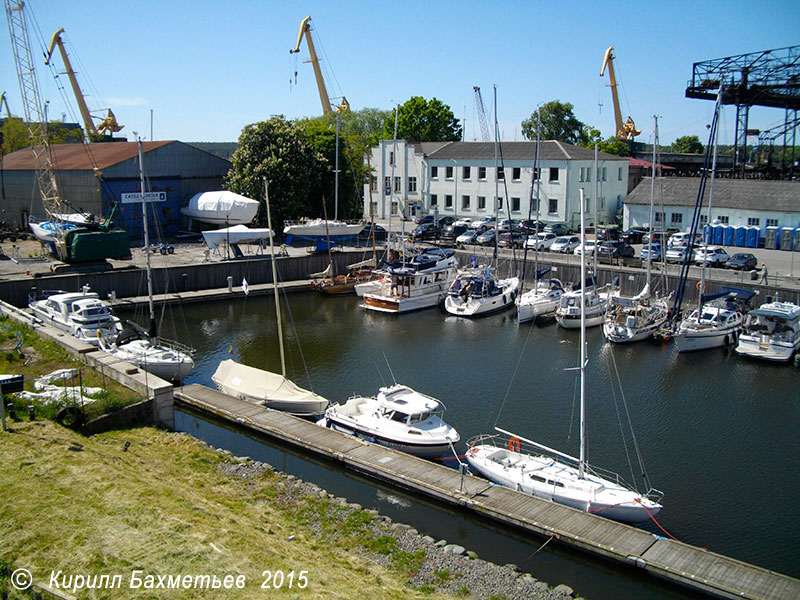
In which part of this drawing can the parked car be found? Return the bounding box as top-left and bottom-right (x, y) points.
(642, 230), (672, 246)
(596, 226), (620, 241)
(620, 227), (647, 244)
(519, 219), (542, 233)
(695, 246), (730, 267)
(665, 245), (694, 264)
(438, 216), (455, 227)
(456, 228), (480, 245)
(453, 217), (473, 227)
(640, 243), (663, 262)
(525, 232), (557, 251)
(497, 231), (526, 248)
(573, 240), (597, 256)
(415, 214), (434, 225)
(498, 219), (521, 232)
(470, 216), (495, 230)
(411, 223), (439, 241)
(597, 240), (635, 259)
(726, 252), (758, 271)
(476, 228), (498, 245)
(550, 235), (581, 253)
(441, 224), (468, 243)
(667, 231), (702, 248)
(543, 222), (572, 236)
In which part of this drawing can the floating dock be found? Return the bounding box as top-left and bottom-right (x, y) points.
(175, 384), (799, 600)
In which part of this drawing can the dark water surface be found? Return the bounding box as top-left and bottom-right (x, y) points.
(145, 291), (799, 592)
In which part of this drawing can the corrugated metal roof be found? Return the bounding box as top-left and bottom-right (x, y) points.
(625, 177), (800, 211)
(423, 140), (626, 162)
(2, 140), (174, 171)
(628, 157), (675, 170)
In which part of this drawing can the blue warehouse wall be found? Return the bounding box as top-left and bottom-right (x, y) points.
(104, 178), (183, 242)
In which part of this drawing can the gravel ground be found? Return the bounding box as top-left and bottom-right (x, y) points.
(211, 440), (582, 600)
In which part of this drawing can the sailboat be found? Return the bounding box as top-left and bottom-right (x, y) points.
(466, 189), (663, 524)
(98, 140), (194, 383)
(212, 180), (329, 417)
(602, 117), (671, 343)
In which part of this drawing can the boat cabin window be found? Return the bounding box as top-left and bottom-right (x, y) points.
(389, 411), (410, 424)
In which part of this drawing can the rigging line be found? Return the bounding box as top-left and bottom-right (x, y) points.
(277, 272), (314, 393)
(604, 344), (638, 487)
(566, 351), (579, 445)
(492, 313), (536, 428)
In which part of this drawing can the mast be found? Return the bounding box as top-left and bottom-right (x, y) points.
(389, 104), (399, 242)
(334, 112), (340, 220)
(579, 188), (587, 479)
(645, 117), (659, 288)
(263, 178), (286, 376)
(593, 141), (599, 275)
(697, 108), (721, 310)
(493, 85), (499, 263)
(137, 140), (157, 339)
(522, 107), (542, 290)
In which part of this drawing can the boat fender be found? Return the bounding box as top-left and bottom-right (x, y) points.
(508, 437), (521, 452)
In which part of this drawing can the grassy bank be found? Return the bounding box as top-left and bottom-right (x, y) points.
(0, 420), (457, 600)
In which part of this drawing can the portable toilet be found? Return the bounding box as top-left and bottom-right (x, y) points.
(723, 225), (735, 246)
(765, 226), (779, 249)
(713, 224), (725, 245)
(735, 226), (748, 247)
(745, 226), (760, 248)
(703, 224), (714, 244)
(795, 228), (800, 252)
(779, 227), (794, 251)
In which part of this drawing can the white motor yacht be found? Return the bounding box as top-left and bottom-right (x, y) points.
(735, 301), (800, 362)
(28, 287), (121, 345)
(555, 278), (614, 329)
(318, 384), (459, 458)
(674, 287), (756, 352)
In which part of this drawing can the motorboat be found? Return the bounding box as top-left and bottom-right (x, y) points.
(28, 287), (121, 345)
(603, 284), (672, 344)
(212, 359), (328, 416)
(318, 383), (459, 458)
(674, 287), (756, 352)
(181, 191), (259, 226)
(362, 247), (457, 314)
(444, 267), (520, 317)
(283, 219), (365, 248)
(516, 268), (565, 323)
(201, 224), (274, 250)
(735, 301), (800, 362)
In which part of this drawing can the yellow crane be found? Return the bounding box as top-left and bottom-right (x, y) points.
(290, 16), (349, 115)
(600, 46), (640, 140)
(45, 28), (123, 139)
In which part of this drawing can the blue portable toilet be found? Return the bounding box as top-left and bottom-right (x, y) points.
(795, 228), (800, 252)
(735, 226), (747, 247)
(745, 226), (760, 248)
(723, 225), (735, 246)
(765, 226), (779, 249)
(703, 224), (714, 244)
(713, 224), (724, 245)
(779, 227), (794, 251)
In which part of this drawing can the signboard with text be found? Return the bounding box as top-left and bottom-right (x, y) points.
(120, 191), (167, 204)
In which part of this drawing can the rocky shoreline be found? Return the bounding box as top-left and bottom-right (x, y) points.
(212, 440), (582, 600)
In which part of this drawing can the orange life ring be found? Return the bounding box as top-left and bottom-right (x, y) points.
(508, 437), (521, 453)
(696, 281), (706, 292)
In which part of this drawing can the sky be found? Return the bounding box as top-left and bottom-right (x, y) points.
(2, 0), (798, 149)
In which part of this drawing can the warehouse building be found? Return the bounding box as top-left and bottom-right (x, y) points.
(1, 141), (231, 240)
(365, 140), (630, 229)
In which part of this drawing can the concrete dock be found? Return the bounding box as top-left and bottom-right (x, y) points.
(175, 383), (800, 600)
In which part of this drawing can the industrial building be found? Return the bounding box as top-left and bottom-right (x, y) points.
(365, 140), (629, 229)
(1, 141), (231, 240)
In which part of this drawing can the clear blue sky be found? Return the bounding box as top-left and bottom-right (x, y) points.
(2, 0), (798, 148)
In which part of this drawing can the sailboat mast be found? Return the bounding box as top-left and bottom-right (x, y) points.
(263, 178), (286, 377)
(698, 95), (722, 308)
(389, 105), (399, 239)
(579, 188), (586, 479)
(137, 139), (156, 338)
(593, 141), (599, 275)
(334, 112), (340, 220)
(646, 116), (659, 286)
(493, 85), (499, 261)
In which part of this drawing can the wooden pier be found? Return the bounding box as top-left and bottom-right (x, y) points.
(175, 384), (799, 600)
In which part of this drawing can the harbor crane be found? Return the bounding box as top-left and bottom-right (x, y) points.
(290, 16), (349, 115)
(600, 46), (640, 140)
(473, 86), (491, 142)
(45, 28), (124, 139)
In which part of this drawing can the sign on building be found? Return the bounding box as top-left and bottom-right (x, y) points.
(120, 191), (167, 204)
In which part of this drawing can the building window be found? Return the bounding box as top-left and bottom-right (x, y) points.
(747, 217), (760, 227)
(618, 167), (623, 181)
(766, 218), (778, 227)
(370, 176), (377, 192)
(511, 197), (520, 212)
(549, 167), (559, 182)
(602, 167), (607, 181)
(445, 194), (453, 208)
(585, 197), (591, 214)
(671, 213), (682, 225)
(478, 196), (486, 210)
(655, 212), (664, 224)
(462, 166), (470, 179)
(384, 176), (391, 194)
(497, 196), (503, 210)
(389, 151), (394, 166)
(718, 215), (729, 224)
(408, 177), (417, 193)
(578, 168), (584, 182)
(532, 167), (540, 180)
(431, 166), (438, 179)
(699, 214), (708, 226)
(512, 167), (521, 181)
(430, 194), (438, 206)
(394, 177), (401, 192)
(391, 201), (398, 215)
(462, 195), (470, 210)
(532, 198), (540, 212)
(600, 196), (605, 210)
(478, 166), (486, 180)
(446, 166), (454, 179)
(548, 198), (558, 214)
(497, 167), (504, 180)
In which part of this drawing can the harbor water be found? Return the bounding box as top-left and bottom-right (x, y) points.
(143, 290), (799, 591)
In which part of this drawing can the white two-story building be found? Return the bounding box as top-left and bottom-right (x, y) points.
(364, 140), (629, 229)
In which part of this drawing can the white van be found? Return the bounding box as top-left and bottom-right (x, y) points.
(668, 231), (702, 248)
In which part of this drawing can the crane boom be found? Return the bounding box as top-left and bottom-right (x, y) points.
(290, 16), (348, 115)
(600, 46), (640, 140)
(473, 86), (491, 142)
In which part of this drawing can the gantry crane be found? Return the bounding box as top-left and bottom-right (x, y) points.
(290, 16), (349, 115)
(45, 28), (124, 139)
(600, 46), (640, 140)
(473, 86), (491, 142)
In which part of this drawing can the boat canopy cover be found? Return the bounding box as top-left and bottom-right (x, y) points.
(700, 286), (757, 304)
(183, 191), (259, 224)
(201, 224), (273, 250)
(212, 359), (325, 405)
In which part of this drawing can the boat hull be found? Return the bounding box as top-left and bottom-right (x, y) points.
(320, 417), (454, 458)
(445, 277), (520, 318)
(674, 325), (739, 352)
(556, 309), (605, 329)
(735, 336), (799, 362)
(363, 291), (444, 313)
(108, 339), (194, 382)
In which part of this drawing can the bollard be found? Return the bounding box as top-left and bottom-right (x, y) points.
(227, 276), (233, 292)
(27, 405), (35, 421)
(182, 273), (188, 292)
(109, 290), (117, 302)
(6, 403), (17, 421)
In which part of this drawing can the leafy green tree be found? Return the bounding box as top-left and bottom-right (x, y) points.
(383, 97), (461, 143)
(672, 135), (704, 154)
(1, 117), (28, 154)
(521, 100), (587, 145)
(225, 117), (325, 231)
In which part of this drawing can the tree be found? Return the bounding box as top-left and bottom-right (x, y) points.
(1, 117), (28, 154)
(521, 100), (587, 145)
(225, 117), (325, 231)
(672, 135), (704, 154)
(383, 97), (461, 143)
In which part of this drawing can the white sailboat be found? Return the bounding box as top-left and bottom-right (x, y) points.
(555, 275), (615, 329)
(99, 140), (195, 383)
(212, 180), (329, 416)
(466, 189), (663, 524)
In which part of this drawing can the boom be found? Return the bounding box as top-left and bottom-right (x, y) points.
(473, 86), (491, 142)
(600, 46), (640, 140)
(290, 16), (348, 115)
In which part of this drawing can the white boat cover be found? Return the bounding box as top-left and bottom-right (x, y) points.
(201, 225), (274, 250)
(212, 359), (327, 413)
(181, 191), (259, 225)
